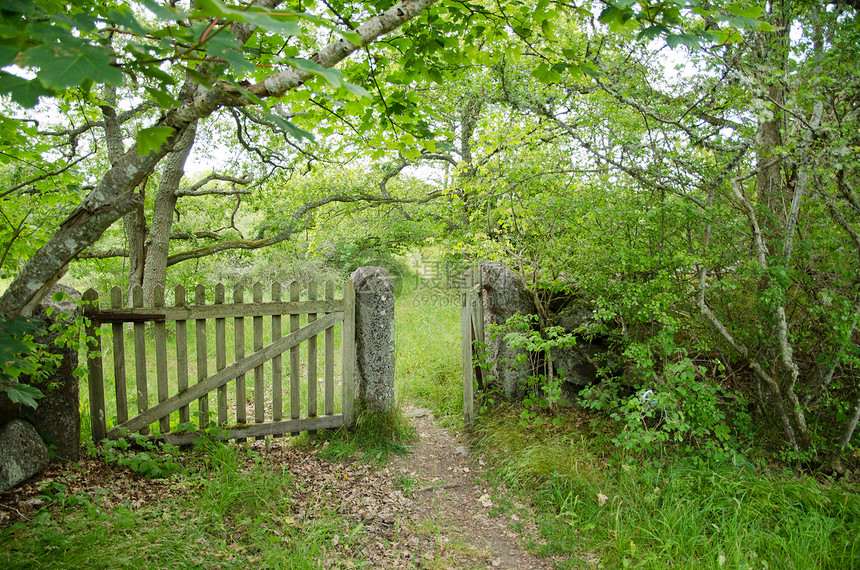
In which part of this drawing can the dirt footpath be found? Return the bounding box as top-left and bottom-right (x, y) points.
(373, 407), (556, 569)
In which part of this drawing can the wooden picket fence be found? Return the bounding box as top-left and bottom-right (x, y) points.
(83, 280), (355, 444)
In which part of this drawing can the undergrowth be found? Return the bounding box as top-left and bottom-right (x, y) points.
(473, 403), (860, 569)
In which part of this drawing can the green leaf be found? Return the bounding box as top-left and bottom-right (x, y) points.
(203, 31), (255, 75)
(340, 30), (362, 46)
(196, 0), (302, 36)
(140, 0), (189, 21)
(144, 86), (176, 108)
(136, 126), (174, 157)
(5, 383), (43, 409)
(287, 57), (343, 88)
(0, 71), (51, 107)
(264, 112), (314, 141)
(20, 42), (124, 89)
(343, 81), (371, 100)
(108, 8), (148, 37)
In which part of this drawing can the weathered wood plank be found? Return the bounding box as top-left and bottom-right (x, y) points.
(461, 290), (475, 428)
(195, 285), (208, 429)
(84, 289), (106, 442)
(157, 415), (345, 445)
(253, 282), (264, 432)
(154, 285), (170, 433)
(271, 282), (282, 423)
(324, 280), (334, 416)
(290, 281), (300, 434)
(215, 284), (227, 426)
(88, 299), (342, 322)
(341, 280), (355, 427)
(233, 284), (246, 425)
(175, 285), (189, 425)
(108, 311), (343, 438)
(132, 286), (149, 435)
(307, 280), (318, 429)
(110, 287), (128, 425)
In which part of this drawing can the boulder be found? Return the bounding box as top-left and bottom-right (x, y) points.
(477, 262), (538, 400)
(351, 267), (395, 413)
(550, 302), (618, 387)
(0, 420), (49, 493)
(26, 283), (81, 461)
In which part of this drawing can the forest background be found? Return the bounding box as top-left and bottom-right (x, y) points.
(0, 0), (859, 564)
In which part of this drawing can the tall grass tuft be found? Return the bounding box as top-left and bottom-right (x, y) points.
(304, 405), (417, 463)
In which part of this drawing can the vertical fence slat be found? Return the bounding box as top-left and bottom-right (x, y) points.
(195, 285), (208, 429)
(307, 280), (318, 429)
(84, 289), (106, 442)
(233, 284), (246, 425)
(290, 281), (301, 434)
(215, 284), (227, 426)
(324, 280), (334, 416)
(110, 286), (128, 425)
(461, 288), (475, 428)
(175, 285), (190, 425)
(341, 279), (355, 427)
(154, 285), (170, 433)
(132, 286), (149, 435)
(271, 282), (283, 423)
(253, 282), (264, 433)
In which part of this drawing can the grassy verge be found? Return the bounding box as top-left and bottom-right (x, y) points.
(473, 404), (860, 569)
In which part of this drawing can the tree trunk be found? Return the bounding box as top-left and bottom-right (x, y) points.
(141, 123), (198, 304)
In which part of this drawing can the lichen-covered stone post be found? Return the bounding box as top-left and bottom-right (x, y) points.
(350, 266), (395, 413)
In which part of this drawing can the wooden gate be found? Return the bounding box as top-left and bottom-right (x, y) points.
(460, 268), (483, 427)
(83, 280), (355, 444)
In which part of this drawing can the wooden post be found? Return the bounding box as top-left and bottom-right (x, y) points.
(132, 286), (149, 435)
(307, 280), (318, 432)
(324, 280), (334, 416)
(253, 282), (264, 436)
(154, 285), (170, 433)
(174, 285), (190, 425)
(341, 279), (356, 427)
(233, 284), (246, 425)
(215, 284), (227, 426)
(290, 281), (300, 435)
(194, 284), (208, 429)
(271, 282), (283, 423)
(83, 289), (106, 442)
(461, 287), (474, 428)
(109, 286), (128, 425)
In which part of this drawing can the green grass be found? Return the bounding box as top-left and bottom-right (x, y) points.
(473, 404), (860, 569)
(0, 440), (355, 569)
(394, 283), (463, 427)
